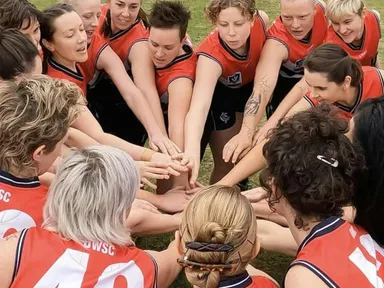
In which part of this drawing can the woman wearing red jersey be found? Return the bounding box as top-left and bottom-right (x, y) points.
(0, 146), (181, 288)
(218, 43), (384, 187)
(178, 186), (279, 288)
(89, 0), (169, 149)
(221, 0), (328, 165)
(183, 0), (269, 187)
(325, 0), (381, 67)
(40, 4), (190, 179)
(260, 106), (384, 287)
(64, 0), (179, 155)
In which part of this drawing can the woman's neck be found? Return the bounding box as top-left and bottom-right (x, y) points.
(285, 213), (320, 247)
(351, 22), (365, 47)
(52, 54), (77, 72)
(337, 85), (359, 107)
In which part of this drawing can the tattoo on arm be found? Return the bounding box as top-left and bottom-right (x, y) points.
(244, 75), (270, 117)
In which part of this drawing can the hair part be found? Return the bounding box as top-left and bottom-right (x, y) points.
(180, 185), (257, 288)
(40, 3), (75, 72)
(205, 0), (257, 24)
(260, 104), (364, 230)
(0, 0), (42, 30)
(353, 96), (384, 245)
(0, 28), (39, 80)
(43, 145), (139, 246)
(0, 75), (82, 177)
(149, 1), (191, 40)
(326, 0), (365, 22)
(304, 43), (363, 87)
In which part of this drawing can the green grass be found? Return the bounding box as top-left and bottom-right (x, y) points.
(32, 0), (384, 286)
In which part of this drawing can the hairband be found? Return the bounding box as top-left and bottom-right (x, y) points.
(317, 155), (339, 167)
(185, 241), (234, 252)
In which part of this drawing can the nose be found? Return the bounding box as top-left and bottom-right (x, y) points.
(155, 48), (164, 57)
(91, 16), (99, 27)
(339, 24), (348, 34)
(121, 7), (130, 17)
(78, 30), (87, 43)
(228, 25), (236, 36)
(291, 18), (300, 29)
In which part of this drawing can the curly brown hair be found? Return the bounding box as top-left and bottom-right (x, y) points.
(0, 75), (82, 177)
(260, 104), (364, 230)
(205, 0), (257, 24)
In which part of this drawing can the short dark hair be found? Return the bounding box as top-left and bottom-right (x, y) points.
(0, 0), (42, 30)
(149, 1), (191, 40)
(0, 28), (39, 80)
(260, 104), (364, 230)
(304, 43), (363, 87)
(353, 96), (384, 245)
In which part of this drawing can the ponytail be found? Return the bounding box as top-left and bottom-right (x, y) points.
(349, 58), (363, 87)
(100, 9), (112, 38)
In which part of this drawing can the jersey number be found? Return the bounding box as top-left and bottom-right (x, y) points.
(0, 209), (36, 238)
(349, 234), (384, 287)
(34, 249), (145, 287)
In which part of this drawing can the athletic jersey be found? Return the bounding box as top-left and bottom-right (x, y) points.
(46, 57), (88, 97)
(12, 228), (157, 287)
(197, 12), (267, 88)
(155, 44), (197, 110)
(218, 272), (277, 288)
(325, 10), (381, 66)
(304, 66), (384, 118)
(0, 170), (47, 239)
(286, 217), (384, 288)
(79, 33), (109, 86)
(267, 1), (328, 79)
(106, 18), (148, 72)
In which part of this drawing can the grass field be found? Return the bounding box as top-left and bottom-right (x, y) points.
(32, 0), (384, 286)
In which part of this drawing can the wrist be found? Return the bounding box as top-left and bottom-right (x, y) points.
(140, 148), (155, 161)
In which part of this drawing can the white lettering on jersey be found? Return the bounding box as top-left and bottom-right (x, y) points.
(0, 189), (11, 203)
(0, 209), (36, 238)
(34, 249), (146, 287)
(83, 242), (115, 256)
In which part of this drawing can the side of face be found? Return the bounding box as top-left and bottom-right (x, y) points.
(42, 11), (88, 63)
(304, 69), (350, 103)
(33, 132), (68, 175)
(216, 7), (253, 51)
(72, 0), (102, 44)
(110, 0), (141, 31)
(148, 26), (183, 67)
(20, 17), (41, 50)
(280, 0), (316, 40)
(330, 12), (365, 44)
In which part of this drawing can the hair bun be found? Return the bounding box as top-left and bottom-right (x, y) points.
(195, 222), (226, 244)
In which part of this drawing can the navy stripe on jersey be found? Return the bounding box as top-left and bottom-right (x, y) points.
(265, 36), (290, 62)
(289, 260), (340, 288)
(11, 228), (28, 283)
(297, 217), (344, 254)
(146, 252), (158, 288)
(155, 45), (193, 70)
(219, 36), (249, 61)
(218, 271), (253, 288)
(334, 82), (362, 114)
(303, 95), (315, 108)
(109, 18), (141, 41)
(197, 52), (224, 72)
(48, 58), (83, 81)
(0, 170), (40, 188)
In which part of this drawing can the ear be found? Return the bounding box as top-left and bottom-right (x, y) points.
(343, 75), (352, 89)
(361, 7), (367, 19)
(41, 38), (55, 52)
(33, 144), (46, 163)
(176, 230), (184, 256)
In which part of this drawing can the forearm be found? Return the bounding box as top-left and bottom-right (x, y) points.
(66, 127), (100, 148)
(168, 122), (185, 150)
(184, 110), (207, 157)
(218, 140), (266, 186)
(128, 209), (179, 236)
(136, 189), (160, 207)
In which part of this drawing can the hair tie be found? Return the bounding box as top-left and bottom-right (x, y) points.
(317, 155), (339, 167)
(185, 241), (234, 252)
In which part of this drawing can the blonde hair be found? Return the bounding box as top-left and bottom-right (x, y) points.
(180, 185), (257, 288)
(0, 75), (81, 176)
(326, 0), (365, 22)
(205, 0), (256, 24)
(43, 145), (139, 246)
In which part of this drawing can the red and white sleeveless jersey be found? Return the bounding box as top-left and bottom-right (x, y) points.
(287, 217), (384, 287)
(11, 228), (157, 287)
(0, 170), (47, 239)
